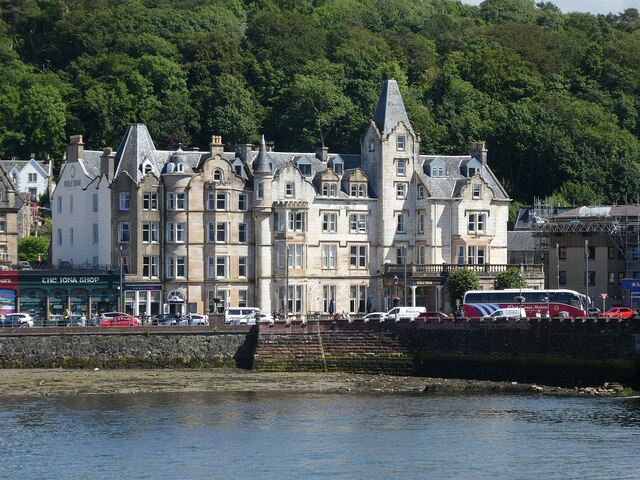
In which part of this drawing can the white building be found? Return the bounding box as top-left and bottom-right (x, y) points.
(52, 79), (514, 317)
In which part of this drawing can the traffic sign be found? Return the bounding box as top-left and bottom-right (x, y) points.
(600, 292), (608, 299)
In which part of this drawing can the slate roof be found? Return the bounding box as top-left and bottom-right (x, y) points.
(417, 155), (509, 200)
(372, 79), (412, 135)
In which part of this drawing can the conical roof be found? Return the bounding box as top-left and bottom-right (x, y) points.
(372, 79), (412, 135)
(252, 135), (272, 174)
(113, 124), (159, 182)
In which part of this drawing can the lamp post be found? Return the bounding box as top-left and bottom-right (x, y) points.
(213, 278), (220, 314)
(119, 245), (124, 312)
(515, 270), (525, 315)
(403, 246), (407, 307)
(393, 275), (399, 307)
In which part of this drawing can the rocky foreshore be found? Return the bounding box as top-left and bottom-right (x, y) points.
(0, 369), (633, 397)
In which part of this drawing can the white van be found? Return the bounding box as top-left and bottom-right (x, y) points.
(224, 307), (261, 325)
(386, 306), (426, 322)
(488, 308), (526, 319)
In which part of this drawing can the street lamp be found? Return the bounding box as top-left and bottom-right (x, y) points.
(393, 275), (399, 307)
(514, 270), (525, 313)
(119, 245), (124, 312)
(213, 278), (220, 313)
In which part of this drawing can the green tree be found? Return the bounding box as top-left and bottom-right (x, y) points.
(279, 68), (356, 149)
(446, 268), (480, 307)
(494, 267), (528, 290)
(18, 235), (49, 264)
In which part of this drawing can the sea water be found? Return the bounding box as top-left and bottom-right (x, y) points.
(0, 392), (639, 479)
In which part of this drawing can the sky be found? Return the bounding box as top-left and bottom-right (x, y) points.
(461, 1), (639, 15)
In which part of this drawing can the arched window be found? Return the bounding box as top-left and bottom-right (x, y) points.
(213, 169), (223, 182)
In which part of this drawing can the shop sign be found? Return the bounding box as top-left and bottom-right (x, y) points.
(125, 285), (162, 291)
(40, 276), (102, 284)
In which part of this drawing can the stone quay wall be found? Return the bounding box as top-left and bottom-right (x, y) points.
(253, 317), (640, 388)
(0, 318), (638, 388)
(0, 327), (254, 369)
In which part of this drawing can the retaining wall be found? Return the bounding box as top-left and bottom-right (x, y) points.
(0, 327), (254, 369)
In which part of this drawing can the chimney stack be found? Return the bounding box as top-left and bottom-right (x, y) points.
(209, 135), (224, 157)
(470, 141), (488, 165)
(235, 143), (253, 163)
(67, 134), (84, 163)
(100, 146), (115, 180)
(315, 146), (328, 162)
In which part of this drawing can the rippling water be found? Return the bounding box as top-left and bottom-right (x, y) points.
(0, 392), (639, 479)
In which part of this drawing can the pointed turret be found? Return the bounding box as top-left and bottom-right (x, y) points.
(113, 124), (159, 182)
(252, 135), (272, 174)
(372, 79), (412, 135)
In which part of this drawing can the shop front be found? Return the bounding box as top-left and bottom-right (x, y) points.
(124, 284), (162, 320)
(4, 270), (121, 322)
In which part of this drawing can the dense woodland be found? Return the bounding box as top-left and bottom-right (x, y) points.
(1, 0), (640, 208)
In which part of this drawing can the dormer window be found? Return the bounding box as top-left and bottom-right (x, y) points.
(432, 166), (444, 177)
(397, 135), (406, 151)
(144, 165), (153, 174)
(176, 163), (184, 172)
(350, 183), (367, 197)
(322, 182), (338, 197)
(234, 164), (242, 176)
(297, 157), (312, 176)
(463, 158), (482, 178)
(334, 162), (343, 175)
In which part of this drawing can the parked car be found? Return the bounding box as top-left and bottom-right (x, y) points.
(417, 311), (448, 320)
(363, 312), (388, 322)
(385, 306), (426, 322)
(100, 314), (140, 327)
(0, 315), (29, 327)
(600, 307), (635, 319)
(188, 314), (209, 325)
(171, 313), (209, 326)
(224, 307), (261, 325)
(587, 307), (601, 317)
(100, 311), (128, 322)
(4, 313), (34, 327)
(233, 312), (274, 325)
(151, 313), (180, 326)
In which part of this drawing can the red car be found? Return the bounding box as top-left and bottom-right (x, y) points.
(100, 315), (140, 327)
(599, 307), (635, 319)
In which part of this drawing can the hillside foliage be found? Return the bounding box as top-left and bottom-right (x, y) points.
(1, 0), (640, 205)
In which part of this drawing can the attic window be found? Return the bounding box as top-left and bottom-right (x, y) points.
(333, 161), (343, 175)
(468, 167), (478, 177)
(473, 184), (482, 198)
(176, 163), (184, 172)
(144, 165), (153, 174)
(213, 169), (223, 182)
(397, 135), (406, 151)
(322, 182), (338, 197)
(350, 183), (367, 197)
(297, 158), (312, 176)
(432, 166), (444, 177)
(234, 164), (242, 176)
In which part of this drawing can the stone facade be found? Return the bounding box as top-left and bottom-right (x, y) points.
(51, 79), (516, 318)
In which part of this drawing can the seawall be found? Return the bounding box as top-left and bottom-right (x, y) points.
(0, 318), (638, 388)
